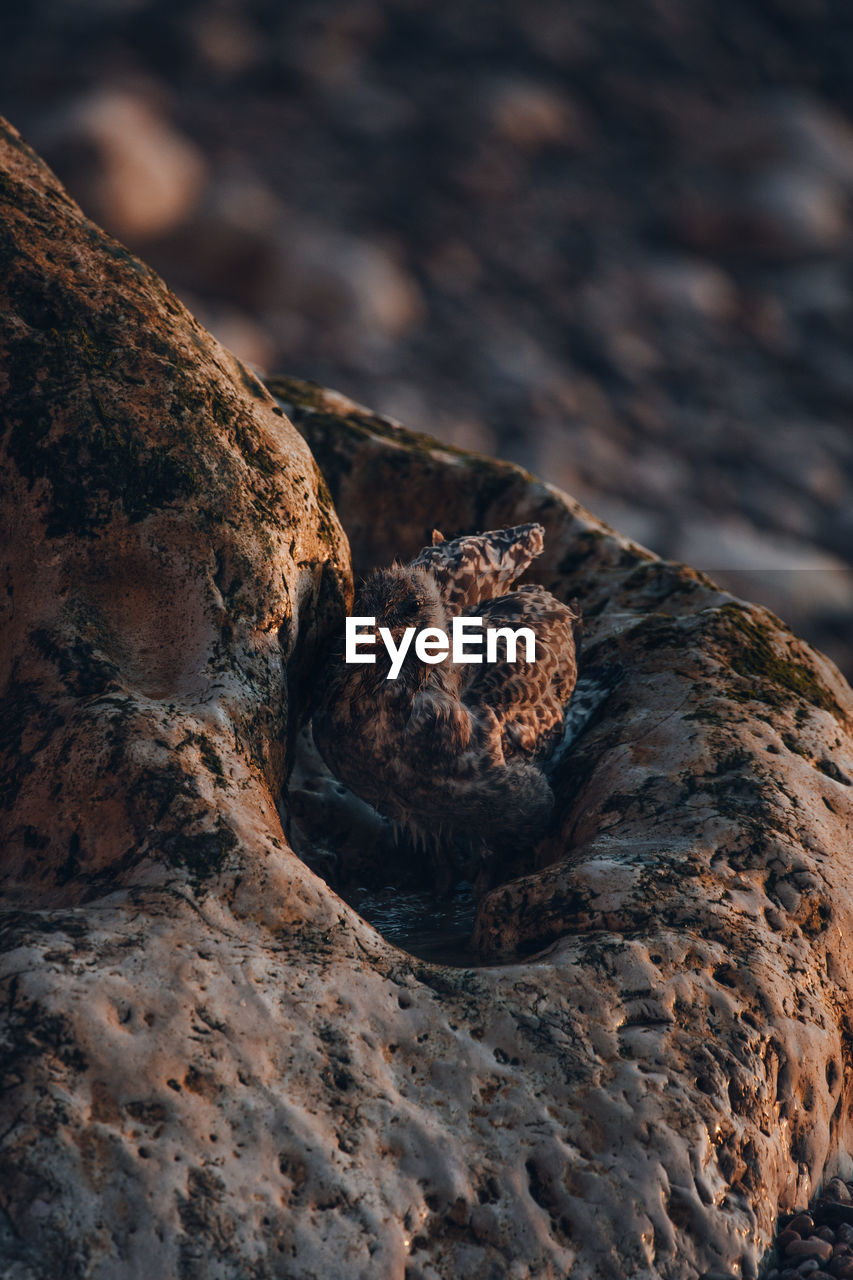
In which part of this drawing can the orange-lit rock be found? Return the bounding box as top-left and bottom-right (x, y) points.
(2, 119), (853, 1280)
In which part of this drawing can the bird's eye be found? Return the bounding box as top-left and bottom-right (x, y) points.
(401, 596), (421, 617)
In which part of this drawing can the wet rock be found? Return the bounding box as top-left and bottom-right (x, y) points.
(785, 1239), (833, 1261)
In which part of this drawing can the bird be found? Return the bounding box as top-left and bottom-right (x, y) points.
(311, 523), (579, 885)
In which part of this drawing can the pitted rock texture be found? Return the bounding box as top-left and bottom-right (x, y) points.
(1, 122), (853, 1280)
(0, 117), (350, 921)
(271, 375), (853, 1275)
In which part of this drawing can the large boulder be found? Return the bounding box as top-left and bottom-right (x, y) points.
(0, 117), (350, 923)
(2, 119), (853, 1280)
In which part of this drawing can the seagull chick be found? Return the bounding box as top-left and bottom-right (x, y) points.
(312, 523), (579, 868)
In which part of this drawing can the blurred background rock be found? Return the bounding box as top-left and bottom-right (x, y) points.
(4, 0), (853, 676)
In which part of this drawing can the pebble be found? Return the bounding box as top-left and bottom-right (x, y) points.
(791, 1216), (818, 1236)
(37, 91), (207, 241)
(775, 1189), (853, 1280)
(786, 1240), (834, 1262)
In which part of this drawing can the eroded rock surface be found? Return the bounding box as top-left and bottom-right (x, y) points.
(0, 117), (350, 922)
(2, 121), (853, 1280)
(272, 376), (853, 1275)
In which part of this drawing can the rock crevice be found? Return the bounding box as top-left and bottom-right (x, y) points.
(1, 121), (853, 1280)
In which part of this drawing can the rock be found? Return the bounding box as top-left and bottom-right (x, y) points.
(668, 518), (853, 651)
(785, 1239), (833, 1261)
(643, 256), (738, 321)
(0, 116), (351, 916)
(2, 119), (853, 1280)
(6, 5), (853, 690)
(791, 1217), (818, 1236)
(747, 165), (848, 255)
(773, 95), (853, 190)
(275, 221), (424, 352)
(272, 375), (853, 1275)
(36, 90), (208, 241)
(488, 79), (584, 150)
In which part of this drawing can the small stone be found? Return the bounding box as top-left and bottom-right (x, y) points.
(489, 80), (582, 151)
(790, 1217), (817, 1236)
(37, 90), (207, 241)
(796, 1263), (820, 1278)
(780, 1230), (805, 1250)
(644, 256), (738, 321)
(786, 1240), (833, 1263)
(817, 1227), (838, 1243)
(749, 165), (848, 255)
(826, 1179), (853, 1205)
(839, 1226), (853, 1246)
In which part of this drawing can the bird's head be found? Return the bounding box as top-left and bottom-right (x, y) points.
(356, 566), (445, 639)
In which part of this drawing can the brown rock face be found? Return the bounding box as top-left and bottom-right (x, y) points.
(0, 117), (350, 920)
(2, 120), (853, 1280)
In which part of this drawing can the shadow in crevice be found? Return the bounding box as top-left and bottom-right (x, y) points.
(284, 655), (620, 966)
(285, 724), (481, 965)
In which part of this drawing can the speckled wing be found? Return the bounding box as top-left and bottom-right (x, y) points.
(408, 523), (545, 612)
(460, 586), (578, 761)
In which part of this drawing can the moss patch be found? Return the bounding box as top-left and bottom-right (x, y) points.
(161, 818), (239, 890)
(712, 604), (840, 716)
